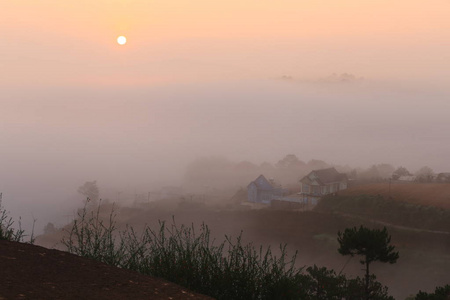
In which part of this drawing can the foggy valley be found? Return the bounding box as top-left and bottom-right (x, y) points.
(1, 80), (450, 231)
(2, 1), (450, 299)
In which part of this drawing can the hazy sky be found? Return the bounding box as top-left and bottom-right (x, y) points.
(2, 1), (450, 85)
(1, 1), (450, 231)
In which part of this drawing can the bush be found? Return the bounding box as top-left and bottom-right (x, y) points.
(345, 275), (394, 300)
(300, 265), (347, 299)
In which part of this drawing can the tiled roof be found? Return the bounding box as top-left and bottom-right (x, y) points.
(303, 167), (347, 185)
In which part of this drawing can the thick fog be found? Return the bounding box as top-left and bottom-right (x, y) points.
(1, 79), (449, 232)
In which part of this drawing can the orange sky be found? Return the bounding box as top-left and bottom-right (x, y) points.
(1, 0), (450, 86)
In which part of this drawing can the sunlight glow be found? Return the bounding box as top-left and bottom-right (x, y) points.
(117, 36), (127, 45)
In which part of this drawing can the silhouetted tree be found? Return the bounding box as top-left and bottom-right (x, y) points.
(415, 166), (434, 182)
(359, 164), (394, 182)
(78, 180), (99, 203)
(338, 226), (399, 300)
(436, 172), (450, 183)
(359, 165), (381, 182)
(275, 154), (305, 169)
(392, 166), (411, 180)
(376, 164), (395, 180)
(43, 222), (56, 235)
(307, 159), (330, 170)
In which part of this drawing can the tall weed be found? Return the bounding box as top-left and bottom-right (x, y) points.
(62, 203), (304, 299)
(0, 193), (34, 243)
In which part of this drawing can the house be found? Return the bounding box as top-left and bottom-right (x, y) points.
(299, 167), (348, 204)
(247, 175), (284, 204)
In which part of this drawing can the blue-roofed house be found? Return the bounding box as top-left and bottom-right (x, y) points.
(247, 175), (283, 204)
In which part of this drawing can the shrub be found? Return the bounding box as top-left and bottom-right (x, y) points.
(345, 275), (394, 300)
(300, 265), (347, 299)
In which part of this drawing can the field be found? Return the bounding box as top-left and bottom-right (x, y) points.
(341, 182), (450, 209)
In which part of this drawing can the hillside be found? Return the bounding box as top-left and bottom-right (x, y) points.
(0, 239), (212, 300)
(341, 183), (450, 209)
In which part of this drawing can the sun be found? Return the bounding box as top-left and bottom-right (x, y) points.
(117, 36), (127, 45)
